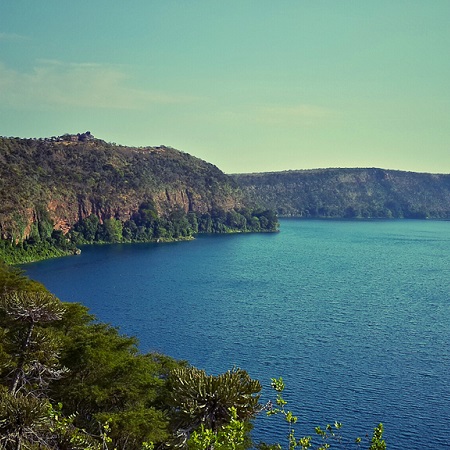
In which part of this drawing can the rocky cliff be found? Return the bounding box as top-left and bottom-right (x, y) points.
(0, 134), (246, 243)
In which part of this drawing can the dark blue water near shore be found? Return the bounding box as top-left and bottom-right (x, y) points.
(23, 219), (450, 449)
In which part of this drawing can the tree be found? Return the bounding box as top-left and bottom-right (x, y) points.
(167, 367), (261, 446)
(187, 212), (199, 234)
(134, 201), (158, 227)
(226, 211), (246, 231)
(0, 388), (49, 450)
(0, 291), (66, 395)
(188, 407), (247, 450)
(101, 218), (123, 243)
(168, 207), (192, 238)
(75, 214), (100, 242)
(0, 390), (101, 450)
(368, 424), (386, 450)
(0, 290), (94, 450)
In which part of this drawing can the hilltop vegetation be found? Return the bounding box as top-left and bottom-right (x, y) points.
(233, 168), (450, 219)
(0, 133), (278, 264)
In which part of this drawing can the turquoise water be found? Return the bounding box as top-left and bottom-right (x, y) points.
(23, 219), (450, 448)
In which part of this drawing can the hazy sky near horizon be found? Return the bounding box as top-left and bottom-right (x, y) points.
(1, 1), (449, 173)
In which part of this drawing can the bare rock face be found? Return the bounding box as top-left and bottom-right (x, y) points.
(48, 200), (73, 234)
(0, 136), (245, 242)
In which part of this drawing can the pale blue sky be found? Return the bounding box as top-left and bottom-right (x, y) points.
(1, 1), (449, 173)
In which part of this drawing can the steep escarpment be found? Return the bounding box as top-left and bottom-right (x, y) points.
(233, 168), (450, 219)
(0, 134), (277, 262)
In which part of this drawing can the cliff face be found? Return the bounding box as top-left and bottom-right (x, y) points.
(233, 168), (450, 219)
(0, 136), (244, 242)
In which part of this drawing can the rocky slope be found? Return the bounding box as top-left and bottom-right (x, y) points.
(233, 168), (450, 219)
(0, 133), (249, 243)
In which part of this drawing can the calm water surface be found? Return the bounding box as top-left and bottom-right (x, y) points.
(23, 219), (450, 449)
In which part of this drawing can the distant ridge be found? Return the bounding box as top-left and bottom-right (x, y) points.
(232, 168), (450, 219)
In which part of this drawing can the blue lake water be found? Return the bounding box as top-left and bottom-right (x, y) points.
(23, 219), (450, 449)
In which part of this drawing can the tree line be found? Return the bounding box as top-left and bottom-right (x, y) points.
(72, 203), (279, 244)
(0, 202), (279, 264)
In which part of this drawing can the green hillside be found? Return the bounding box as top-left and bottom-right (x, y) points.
(233, 168), (450, 219)
(0, 133), (277, 263)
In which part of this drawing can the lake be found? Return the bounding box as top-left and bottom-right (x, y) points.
(23, 219), (450, 449)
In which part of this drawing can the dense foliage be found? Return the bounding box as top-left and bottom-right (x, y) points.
(233, 168), (450, 219)
(71, 205), (278, 245)
(0, 134), (278, 264)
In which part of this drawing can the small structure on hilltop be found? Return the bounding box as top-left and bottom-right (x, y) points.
(51, 131), (95, 143)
